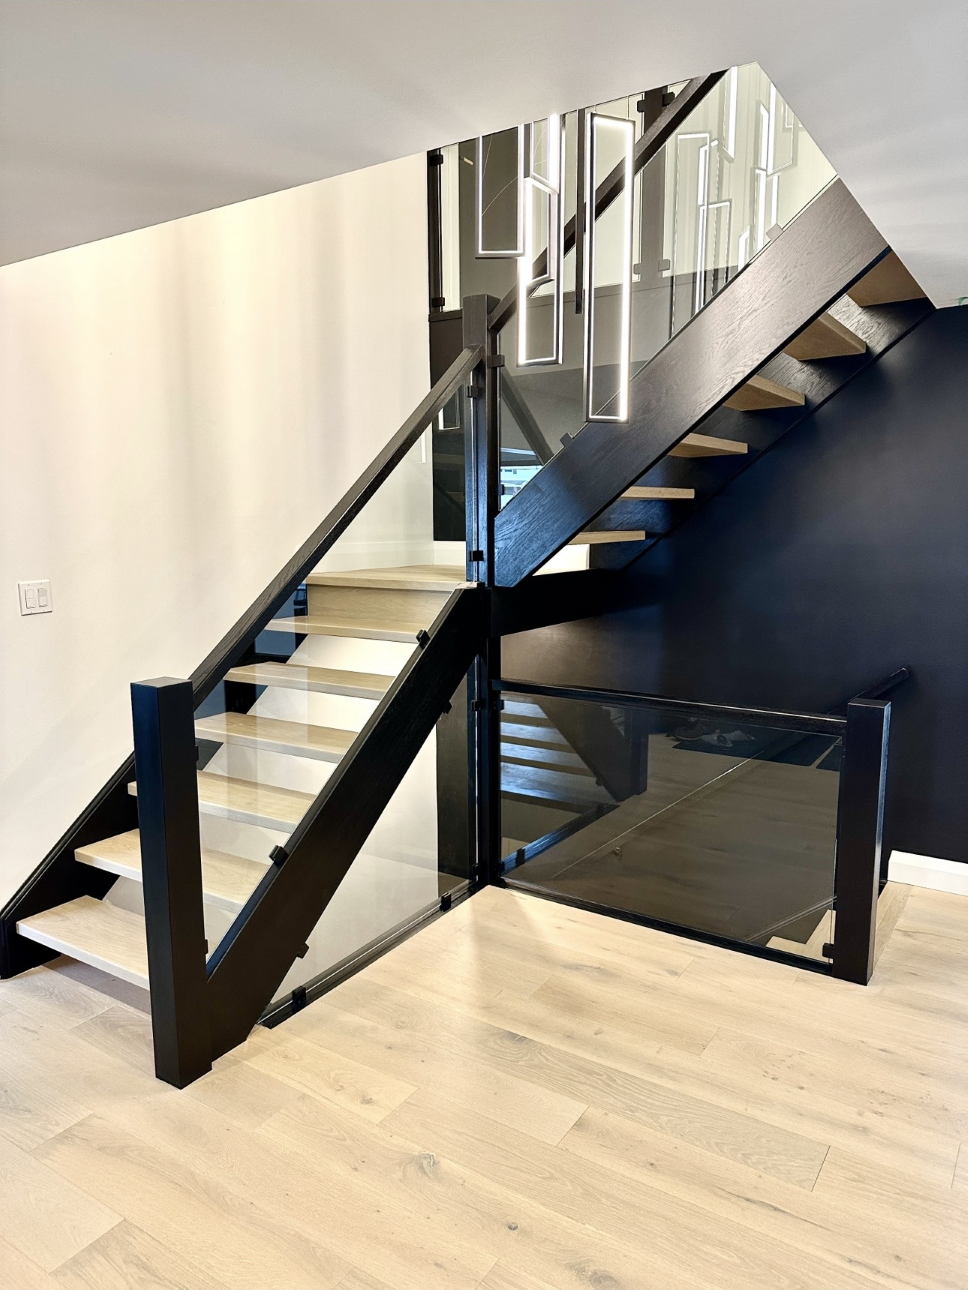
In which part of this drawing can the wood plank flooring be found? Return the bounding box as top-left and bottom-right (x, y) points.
(0, 883), (966, 1289)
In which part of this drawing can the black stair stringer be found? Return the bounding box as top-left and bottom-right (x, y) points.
(589, 291), (935, 571)
(493, 179), (890, 587)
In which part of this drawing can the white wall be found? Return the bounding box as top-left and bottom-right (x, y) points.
(0, 152), (430, 907)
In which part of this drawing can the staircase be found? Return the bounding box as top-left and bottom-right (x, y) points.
(16, 566), (469, 995)
(494, 241), (931, 579)
(1, 63), (933, 1087)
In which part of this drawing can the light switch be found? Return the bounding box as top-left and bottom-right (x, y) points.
(18, 580), (53, 616)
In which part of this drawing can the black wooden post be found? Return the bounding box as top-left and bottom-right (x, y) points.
(131, 677), (212, 1086)
(831, 697), (891, 984)
(463, 294), (503, 884)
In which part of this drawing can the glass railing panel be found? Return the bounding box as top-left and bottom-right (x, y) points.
(496, 64), (836, 499)
(500, 690), (840, 963)
(192, 390), (473, 960)
(267, 665), (475, 1008)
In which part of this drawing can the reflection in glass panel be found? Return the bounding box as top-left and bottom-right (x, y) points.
(488, 64), (836, 497)
(518, 115), (563, 368)
(500, 692), (840, 961)
(476, 126), (524, 257)
(584, 113), (634, 421)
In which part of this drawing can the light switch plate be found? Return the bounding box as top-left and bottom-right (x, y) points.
(18, 579), (52, 616)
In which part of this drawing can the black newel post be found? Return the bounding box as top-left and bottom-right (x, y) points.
(832, 697), (891, 984)
(131, 677), (212, 1086)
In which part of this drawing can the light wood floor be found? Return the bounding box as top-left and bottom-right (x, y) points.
(0, 883), (966, 1289)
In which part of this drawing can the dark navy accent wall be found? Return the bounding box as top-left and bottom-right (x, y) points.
(503, 307), (968, 864)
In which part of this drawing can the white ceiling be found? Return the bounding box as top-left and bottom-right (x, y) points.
(1, 1), (965, 304)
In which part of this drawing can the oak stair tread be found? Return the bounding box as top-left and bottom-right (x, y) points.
(129, 772), (315, 833)
(847, 250), (926, 307)
(195, 712), (355, 762)
(75, 829), (267, 912)
(784, 312), (866, 360)
(621, 486), (695, 501)
(571, 530), (646, 545)
(17, 896), (149, 990)
(265, 615), (428, 644)
(670, 433), (748, 458)
(306, 564), (469, 592)
(501, 763), (613, 811)
(725, 373), (806, 411)
(225, 661), (393, 699)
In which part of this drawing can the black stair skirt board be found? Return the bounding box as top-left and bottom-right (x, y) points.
(589, 294), (934, 571)
(493, 179), (891, 586)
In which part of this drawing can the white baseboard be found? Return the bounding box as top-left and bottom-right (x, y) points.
(888, 850), (968, 896)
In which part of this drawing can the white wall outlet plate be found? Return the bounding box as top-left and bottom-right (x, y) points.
(18, 579), (52, 615)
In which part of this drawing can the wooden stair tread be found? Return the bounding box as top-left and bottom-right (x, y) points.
(621, 486), (695, 501)
(847, 251), (926, 306)
(570, 530), (646, 545)
(501, 763), (613, 810)
(725, 374), (805, 411)
(670, 433), (748, 458)
(129, 773), (315, 833)
(225, 661), (393, 699)
(265, 615), (427, 644)
(75, 829), (267, 912)
(195, 712), (355, 763)
(306, 564), (469, 592)
(17, 896), (149, 990)
(784, 312), (866, 360)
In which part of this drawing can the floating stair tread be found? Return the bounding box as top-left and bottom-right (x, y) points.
(306, 565), (469, 592)
(17, 896), (149, 990)
(129, 773), (315, 833)
(265, 615), (427, 644)
(75, 830), (267, 912)
(570, 530), (646, 546)
(784, 312), (866, 360)
(670, 433), (748, 458)
(501, 763), (613, 810)
(225, 661), (393, 699)
(725, 374), (806, 411)
(847, 251), (926, 307)
(621, 486), (695, 501)
(195, 712), (355, 763)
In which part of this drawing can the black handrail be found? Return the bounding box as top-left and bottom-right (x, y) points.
(487, 72), (726, 334)
(190, 343), (482, 707)
(496, 678), (847, 736)
(852, 667), (911, 702)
